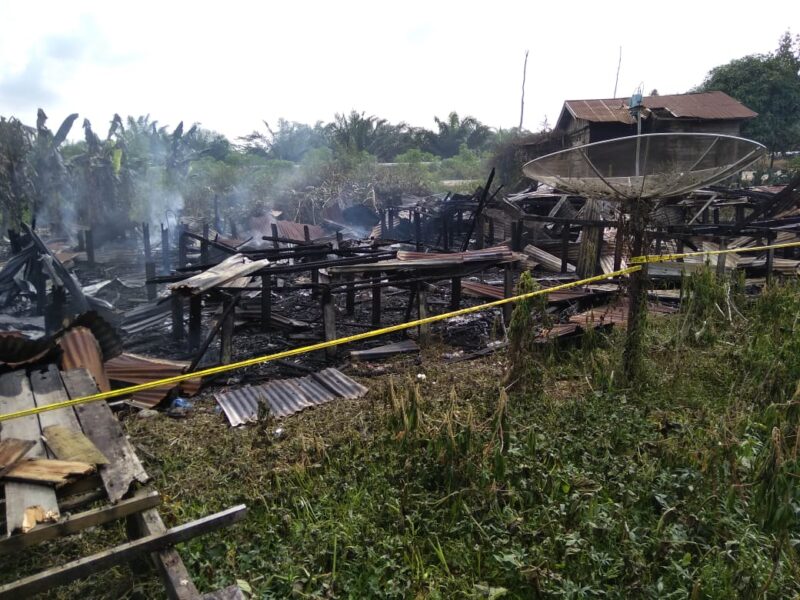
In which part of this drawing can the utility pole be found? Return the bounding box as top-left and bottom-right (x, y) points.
(519, 50), (529, 130)
(613, 46), (622, 98)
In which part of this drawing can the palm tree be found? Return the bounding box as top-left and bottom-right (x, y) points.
(422, 112), (492, 158)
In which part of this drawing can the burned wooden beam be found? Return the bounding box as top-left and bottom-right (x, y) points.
(0, 505), (247, 599)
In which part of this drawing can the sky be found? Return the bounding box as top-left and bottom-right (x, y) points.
(0, 1), (796, 141)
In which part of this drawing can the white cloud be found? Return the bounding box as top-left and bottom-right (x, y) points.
(0, 0), (795, 139)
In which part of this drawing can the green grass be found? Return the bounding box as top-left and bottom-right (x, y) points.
(4, 274), (800, 598)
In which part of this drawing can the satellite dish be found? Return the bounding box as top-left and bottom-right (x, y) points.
(522, 133), (766, 200)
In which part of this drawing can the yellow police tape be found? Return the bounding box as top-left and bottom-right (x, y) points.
(630, 240), (800, 264)
(0, 266), (641, 423)
(2, 237), (799, 423)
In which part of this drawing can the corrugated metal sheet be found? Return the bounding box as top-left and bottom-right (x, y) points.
(249, 215), (327, 242)
(104, 353), (201, 408)
(565, 91), (757, 124)
(397, 247), (514, 262)
(168, 254), (269, 295)
(215, 368), (368, 426)
(332, 247), (515, 273)
(0, 332), (54, 367)
(460, 280), (597, 303)
(59, 327), (111, 392)
(65, 312), (123, 361)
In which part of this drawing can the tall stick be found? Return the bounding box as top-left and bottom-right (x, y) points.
(519, 50), (529, 130)
(613, 46), (622, 98)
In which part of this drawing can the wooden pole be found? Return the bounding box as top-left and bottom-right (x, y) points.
(161, 224), (170, 274)
(188, 295), (202, 350)
(171, 295), (184, 341)
(220, 300), (234, 364)
(260, 275), (271, 333)
(142, 223), (151, 263)
(503, 264), (514, 325)
(371, 278), (381, 326)
(417, 283), (429, 343)
(345, 274), (355, 315)
(145, 262), (156, 301)
(450, 276), (461, 310)
(414, 211), (422, 251)
(321, 284), (337, 361)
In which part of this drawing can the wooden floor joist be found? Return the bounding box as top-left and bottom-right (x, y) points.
(0, 504), (247, 599)
(0, 490), (161, 555)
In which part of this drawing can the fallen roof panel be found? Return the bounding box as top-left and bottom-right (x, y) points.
(214, 368), (368, 426)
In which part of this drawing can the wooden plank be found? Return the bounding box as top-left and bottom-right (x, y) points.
(0, 504), (247, 599)
(0, 490), (160, 555)
(42, 425), (108, 465)
(30, 364), (83, 440)
(0, 439), (35, 478)
(60, 369), (149, 503)
(132, 508), (201, 600)
(0, 371), (60, 534)
(4, 459), (94, 485)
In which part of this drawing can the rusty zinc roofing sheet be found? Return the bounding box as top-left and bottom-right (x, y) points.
(215, 368), (368, 426)
(564, 91), (757, 124)
(0, 332), (54, 368)
(104, 352), (201, 408)
(59, 326), (111, 392)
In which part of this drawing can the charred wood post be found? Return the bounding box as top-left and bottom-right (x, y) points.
(576, 199), (602, 278)
(307, 225), (320, 299)
(321, 281), (337, 361)
(371, 278), (381, 326)
(220, 299), (235, 364)
(503, 264), (514, 325)
(450, 277), (462, 310)
(85, 229), (95, 266)
(417, 283), (429, 343)
(766, 232), (776, 285)
(229, 217), (238, 238)
(381, 210), (388, 238)
(260, 275), (271, 333)
(716, 238), (727, 278)
(613, 218), (624, 270)
(8, 229), (21, 254)
(270, 223), (279, 249)
(188, 295), (202, 350)
(200, 223), (210, 265)
(76, 229), (85, 252)
(178, 226), (188, 269)
(488, 218), (495, 246)
(171, 295), (185, 341)
(33, 263), (47, 316)
(161, 224), (170, 274)
(388, 209), (395, 238)
(414, 211), (422, 251)
(654, 228), (663, 255)
(45, 286), (66, 335)
(188, 292), (242, 371)
(735, 204), (744, 224)
(442, 216), (450, 251)
(475, 214), (485, 250)
(142, 223), (152, 263)
(145, 262), (157, 301)
(712, 208), (719, 225)
(560, 226), (570, 273)
(456, 210), (463, 235)
(213, 195), (221, 231)
(345, 274), (355, 315)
